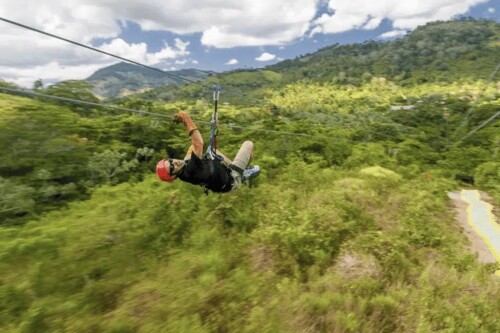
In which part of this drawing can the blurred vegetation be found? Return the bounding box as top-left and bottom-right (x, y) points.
(0, 19), (499, 332)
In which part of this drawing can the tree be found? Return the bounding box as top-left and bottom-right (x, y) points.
(0, 177), (35, 224)
(475, 162), (500, 192)
(344, 143), (395, 168)
(33, 79), (44, 91)
(88, 150), (138, 184)
(44, 80), (100, 115)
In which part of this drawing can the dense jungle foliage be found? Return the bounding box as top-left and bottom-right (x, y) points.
(0, 19), (499, 332)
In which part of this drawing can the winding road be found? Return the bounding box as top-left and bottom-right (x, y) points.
(458, 190), (500, 277)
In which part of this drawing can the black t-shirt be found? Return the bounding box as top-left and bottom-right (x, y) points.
(177, 153), (233, 192)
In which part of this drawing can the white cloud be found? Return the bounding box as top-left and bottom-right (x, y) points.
(0, 0), (317, 86)
(1, 1), (318, 47)
(225, 58), (239, 65)
(191, 60), (199, 64)
(98, 38), (189, 65)
(488, 7), (495, 14)
(198, 1), (317, 47)
(313, 0), (489, 33)
(378, 30), (407, 39)
(314, 11), (367, 34)
(200, 20), (311, 48)
(0, 61), (110, 88)
(255, 52), (276, 62)
(363, 17), (383, 30)
(0, 0), (491, 86)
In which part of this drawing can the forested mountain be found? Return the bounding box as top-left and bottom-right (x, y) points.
(0, 18), (499, 333)
(270, 19), (500, 84)
(86, 62), (214, 98)
(131, 19), (499, 105)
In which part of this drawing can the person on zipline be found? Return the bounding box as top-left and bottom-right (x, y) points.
(156, 111), (260, 193)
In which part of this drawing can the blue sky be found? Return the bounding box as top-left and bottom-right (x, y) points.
(0, 0), (498, 86)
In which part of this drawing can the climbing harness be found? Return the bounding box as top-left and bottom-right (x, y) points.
(202, 85), (226, 195)
(203, 87), (259, 182)
(205, 85), (223, 161)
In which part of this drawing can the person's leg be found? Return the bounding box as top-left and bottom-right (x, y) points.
(230, 141), (259, 190)
(231, 141), (254, 171)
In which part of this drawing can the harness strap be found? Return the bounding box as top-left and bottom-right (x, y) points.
(228, 163), (244, 175)
(206, 85), (221, 160)
(208, 159), (215, 179)
(202, 159), (232, 195)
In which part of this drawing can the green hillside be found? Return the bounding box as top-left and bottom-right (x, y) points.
(1, 18), (499, 333)
(270, 19), (500, 84)
(2, 164), (499, 333)
(131, 19), (500, 105)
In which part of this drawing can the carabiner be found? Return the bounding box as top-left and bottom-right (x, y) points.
(213, 85), (221, 101)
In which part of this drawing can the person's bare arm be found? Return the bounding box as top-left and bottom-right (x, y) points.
(174, 112), (203, 158)
(184, 145), (194, 160)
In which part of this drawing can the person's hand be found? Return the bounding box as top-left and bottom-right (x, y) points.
(173, 111), (198, 135)
(173, 111), (188, 124)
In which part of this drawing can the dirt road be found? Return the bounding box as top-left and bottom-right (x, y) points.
(448, 190), (500, 277)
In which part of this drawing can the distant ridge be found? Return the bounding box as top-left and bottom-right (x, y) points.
(2, 20), (495, 102)
(130, 19), (500, 103)
(268, 19), (499, 84)
(86, 62), (214, 98)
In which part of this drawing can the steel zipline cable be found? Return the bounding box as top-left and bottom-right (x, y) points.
(0, 86), (171, 118)
(1, 82), (413, 142)
(449, 61), (500, 140)
(443, 61), (500, 149)
(0, 16), (419, 142)
(0, 86), (323, 139)
(451, 111), (500, 147)
(3, 86), (416, 143)
(0, 17), (248, 100)
(6, 16), (486, 144)
(0, 86), (416, 142)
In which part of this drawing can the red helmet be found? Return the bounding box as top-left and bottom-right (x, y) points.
(156, 159), (176, 182)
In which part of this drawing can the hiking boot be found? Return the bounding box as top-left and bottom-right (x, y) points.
(243, 165), (260, 181)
